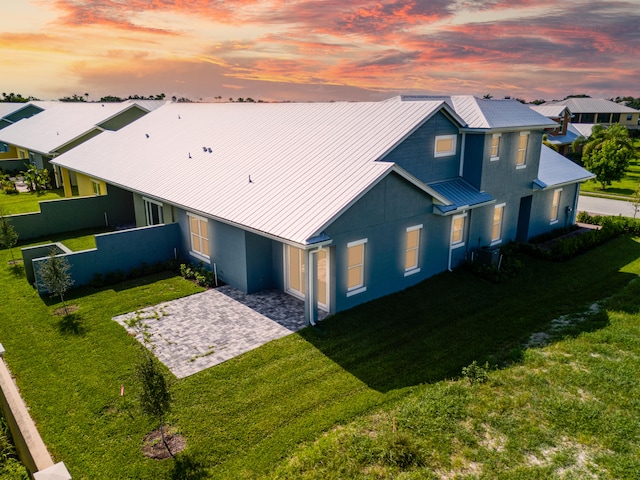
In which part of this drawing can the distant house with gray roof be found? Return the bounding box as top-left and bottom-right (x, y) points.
(50, 97), (593, 324)
(545, 98), (639, 129)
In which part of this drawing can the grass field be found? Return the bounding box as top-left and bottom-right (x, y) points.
(0, 188), (72, 215)
(580, 138), (640, 198)
(2, 230), (640, 478)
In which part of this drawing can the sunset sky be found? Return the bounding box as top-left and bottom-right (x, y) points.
(3, 0), (639, 103)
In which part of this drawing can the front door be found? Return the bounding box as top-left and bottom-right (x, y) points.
(285, 245), (329, 311)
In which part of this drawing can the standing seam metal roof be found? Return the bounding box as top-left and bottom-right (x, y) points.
(0, 102), (148, 154)
(53, 101), (447, 245)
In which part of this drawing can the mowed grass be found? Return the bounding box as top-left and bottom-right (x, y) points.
(1, 234), (640, 478)
(0, 188), (72, 214)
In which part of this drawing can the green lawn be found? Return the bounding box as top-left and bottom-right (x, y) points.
(0, 188), (73, 215)
(580, 138), (640, 198)
(2, 235), (640, 478)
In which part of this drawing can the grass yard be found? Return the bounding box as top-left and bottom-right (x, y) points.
(2, 234), (640, 478)
(580, 138), (640, 198)
(0, 188), (74, 215)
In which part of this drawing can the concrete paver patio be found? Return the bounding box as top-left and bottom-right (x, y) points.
(113, 286), (327, 378)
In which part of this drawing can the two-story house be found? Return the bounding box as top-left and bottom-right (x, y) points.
(51, 97), (593, 324)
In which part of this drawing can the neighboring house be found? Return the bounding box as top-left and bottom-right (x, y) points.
(0, 102), (48, 130)
(0, 102), (49, 163)
(545, 98), (640, 129)
(530, 104), (575, 156)
(51, 97), (593, 324)
(0, 101), (157, 181)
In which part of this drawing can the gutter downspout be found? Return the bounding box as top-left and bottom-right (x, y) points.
(458, 132), (466, 177)
(304, 248), (319, 326)
(448, 216), (454, 271)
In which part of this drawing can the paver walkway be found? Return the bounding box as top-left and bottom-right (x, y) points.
(113, 286), (326, 378)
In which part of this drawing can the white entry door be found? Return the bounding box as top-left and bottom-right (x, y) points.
(285, 246), (329, 311)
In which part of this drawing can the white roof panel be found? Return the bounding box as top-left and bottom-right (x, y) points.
(0, 102), (145, 154)
(397, 95), (556, 129)
(53, 100), (447, 244)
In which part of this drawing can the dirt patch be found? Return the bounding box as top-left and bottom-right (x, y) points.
(142, 429), (186, 459)
(54, 304), (79, 316)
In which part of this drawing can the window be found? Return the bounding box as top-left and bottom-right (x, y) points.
(188, 213), (210, 260)
(551, 189), (562, 224)
(144, 197), (163, 225)
(451, 214), (466, 247)
(491, 204), (505, 244)
(346, 239), (367, 296)
(516, 132), (528, 168)
(627, 114), (633, 121)
(17, 149), (27, 159)
(490, 134), (501, 160)
(404, 225), (422, 276)
(434, 135), (457, 158)
(0, 143), (8, 153)
(91, 179), (102, 196)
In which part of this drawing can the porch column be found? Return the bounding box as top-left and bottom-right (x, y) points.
(304, 248), (318, 326)
(60, 167), (72, 198)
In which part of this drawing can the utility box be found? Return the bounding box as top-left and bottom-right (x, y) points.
(476, 247), (501, 266)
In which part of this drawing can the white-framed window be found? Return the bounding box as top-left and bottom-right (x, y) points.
(451, 213), (467, 248)
(516, 132), (529, 168)
(346, 239), (367, 296)
(434, 135), (457, 158)
(490, 134), (501, 160)
(491, 203), (505, 245)
(404, 225), (422, 276)
(188, 212), (210, 260)
(90, 179), (102, 196)
(551, 189), (562, 224)
(143, 197), (164, 226)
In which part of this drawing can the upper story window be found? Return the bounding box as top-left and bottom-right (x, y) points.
(404, 225), (422, 276)
(491, 203), (505, 245)
(516, 132), (529, 168)
(434, 135), (457, 158)
(0, 143), (8, 153)
(551, 189), (562, 224)
(17, 149), (27, 159)
(490, 134), (501, 161)
(346, 239), (367, 296)
(188, 212), (210, 260)
(451, 213), (467, 248)
(627, 114), (633, 121)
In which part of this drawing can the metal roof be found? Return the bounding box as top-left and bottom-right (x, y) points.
(0, 102), (148, 155)
(568, 123), (594, 139)
(397, 95), (556, 130)
(429, 178), (495, 215)
(547, 98), (639, 114)
(53, 100), (449, 245)
(530, 104), (571, 118)
(534, 146), (594, 189)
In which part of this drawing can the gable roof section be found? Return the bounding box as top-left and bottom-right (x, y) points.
(53, 100), (452, 245)
(0, 102), (149, 155)
(547, 98), (639, 114)
(396, 95), (556, 130)
(534, 146), (594, 189)
(530, 104), (572, 118)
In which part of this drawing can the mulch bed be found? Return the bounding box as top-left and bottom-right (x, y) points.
(142, 429), (186, 459)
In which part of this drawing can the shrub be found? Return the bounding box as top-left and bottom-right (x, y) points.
(461, 360), (490, 386)
(178, 262), (218, 288)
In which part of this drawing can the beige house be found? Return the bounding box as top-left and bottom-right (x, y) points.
(545, 98), (639, 129)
